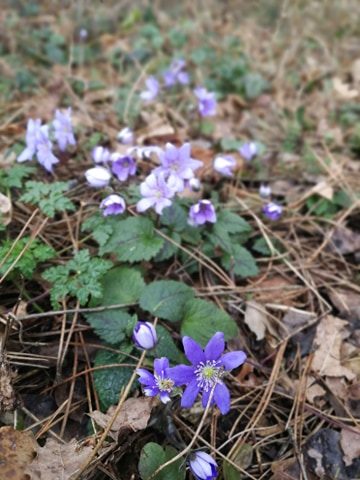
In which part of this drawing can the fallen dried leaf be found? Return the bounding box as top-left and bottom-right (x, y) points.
(283, 308), (316, 331)
(244, 301), (267, 341)
(0, 192), (12, 226)
(328, 225), (360, 255)
(0, 426), (37, 480)
(312, 315), (355, 380)
(327, 287), (360, 322)
(333, 77), (358, 100)
(308, 180), (334, 200)
(340, 428), (360, 466)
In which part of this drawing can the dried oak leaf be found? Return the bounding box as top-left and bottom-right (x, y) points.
(89, 397), (155, 441)
(25, 438), (93, 480)
(312, 315), (355, 380)
(0, 426), (37, 480)
(244, 300), (267, 341)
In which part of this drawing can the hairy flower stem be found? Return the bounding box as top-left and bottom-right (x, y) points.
(147, 381), (217, 480)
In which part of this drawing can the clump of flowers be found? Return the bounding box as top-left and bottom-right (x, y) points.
(193, 87), (217, 117)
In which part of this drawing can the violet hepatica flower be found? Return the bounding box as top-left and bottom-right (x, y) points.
(85, 166), (111, 188)
(239, 142), (258, 162)
(140, 76), (160, 102)
(259, 183), (271, 199)
(188, 200), (216, 226)
(35, 126), (60, 172)
(117, 127), (134, 145)
(53, 108), (76, 151)
(155, 142), (203, 192)
(100, 194), (126, 216)
(17, 118), (42, 163)
(213, 155), (236, 177)
(188, 451), (218, 480)
(136, 172), (177, 215)
(111, 153), (136, 182)
(133, 321), (157, 350)
(263, 202), (282, 221)
(92, 145), (110, 164)
(163, 59), (189, 88)
(193, 87), (217, 117)
(167, 332), (247, 415)
(137, 357), (178, 404)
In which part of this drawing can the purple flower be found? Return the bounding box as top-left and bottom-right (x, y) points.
(136, 172), (177, 215)
(17, 118), (42, 163)
(85, 166), (111, 188)
(262, 202), (282, 221)
(111, 153), (136, 182)
(188, 451), (218, 480)
(117, 127), (134, 145)
(155, 143), (203, 192)
(140, 76), (159, 102)
(35, 126), (59, 172)
(137, 357), (177, 404)
(92, 146), (110, 164)
(239, 142), (258, 162)
(167, 332), (246, 415)
(100, 194), (126, 216)
(53, 108), (76, 151)
(188, 200), (216, 226)
(213, 155), (236, 177)
(193, 87), (217, 117)
(163, 59), (190, 88)
(259, 183), (271, 198)
(133, 321), (157, 350)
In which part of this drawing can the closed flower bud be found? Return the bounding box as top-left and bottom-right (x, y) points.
(262, 202), (282, 221)
(188, 451), (218, 480)
(85, 166), (111, 188)
(117, 127), (134, 145)
(92, 146), (110, 164)
(259, 183), (271, 198)
(100, 194), (126, 216)
(133, 322), (157, 350)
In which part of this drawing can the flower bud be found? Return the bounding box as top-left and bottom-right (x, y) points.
(133, 322), (157, 350)
(117, 127), (134, 145)
(213, 155), (236, 177)
(92, 146), (111, 164)
(259, 183), (271, 198)
(188, 451), (218, 480)
(100, 194), (126, 216)
(262, 202), (282, 221)
(85, 166), (111, 188)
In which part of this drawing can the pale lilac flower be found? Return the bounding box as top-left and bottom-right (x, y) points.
(194, 87), (217, 117)
(137, 172), (177, 215)
(137, 357), (178, 404)
(167, 332), (247, 415)
(35, 126), (59, 172)
(111, 153), (136, 182)
(100, 194), (126, 216)
(133, 321), (157, 350)
(79, 28), (88, 40)
(188, 451), (218, 480)
(163, 59), (189, 88)
(92, 146), (110, 164)
(117, 127), (134, 145)
(154, 143), (203, 192)
(85, 166), (111, 188)
(213, 155), (236, 177)
(186, 177), (201, 192)
(140, 76), (159, 102)
(259, 183), (271, 198)
(17, 118), (42, 163)
(239, 142), (258, 162)
(53, 108), (76, 151)
(263, 202), (282, 221)
(188, 200), (216, 226)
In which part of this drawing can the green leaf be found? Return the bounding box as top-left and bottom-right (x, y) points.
(86, 310), (137, 345)
(160, 203), (188, 232)
(140, 280), (194, 322)
(220, 138), (243, 151)
(223, 443), (253, 480)
(252, 237), (271, 256)
(181, 298), (238, 346)
(216, 210), (252, 235)
(101, 217), (164, 262)
(93, 348), (135, 410)
(221, 245), (258, 278)
(154, 231), (181, 262)
(151, 325), (184, 363)
(96, 267), (145, 306)
(138, 442), (185, 480)
(81, 213), (116, 247)
(243, 72), (267, 99)
(21, 181), (75, 218)
(0, 164), (35, 190)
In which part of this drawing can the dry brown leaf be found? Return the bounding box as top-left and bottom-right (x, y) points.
(89, 397), (155, 441)
(26, 438), (93, 480)
(332, 77), (359, 100)
(0, 426), (37, 480)
(308, 180), (334, 200)
(340, 428), (360, 466)
(327, 287), (360, 322)
(244, 301), (267, 341)
(271, 458), (308, 480)
(352, 58), (360, 85)
(0, 362), (17, 412)
(0, 192), (12, 226)
(283, 309), (316, 331)
(255, 276), (297, 306)
(312, 315), (355, 380)
(328, 225), (360, 255)
(303, 376), (326, 404)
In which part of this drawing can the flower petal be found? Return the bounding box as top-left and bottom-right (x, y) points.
(183, 336), (205, 365)
(136, 197), (155, 213)
(136, 368), (155, 386)
(220, 351), (247, 371)
(154, 357), (169, 376)
(204, 332), (225, 361)
(214, 383), (231, 415)
(167, 365), (194, 384)
(201, 388), (214, 408)
(181, 379), (200, 408)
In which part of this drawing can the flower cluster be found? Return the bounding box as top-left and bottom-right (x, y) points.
(17, 108), (76, 172)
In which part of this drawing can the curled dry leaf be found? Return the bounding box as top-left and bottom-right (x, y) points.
(0, 426), (37, 480)
(25, 438), (93, 480)
(332, 77), (358, 100)
(0, 192), (12, 226)
(89, 396), (155, 441)
(340, 428), (360, 466)
(327, 287), (360, 323)
(311, 315), (355, 380)
(244, 300), (267, 341)
(328, 225), (360, 256)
